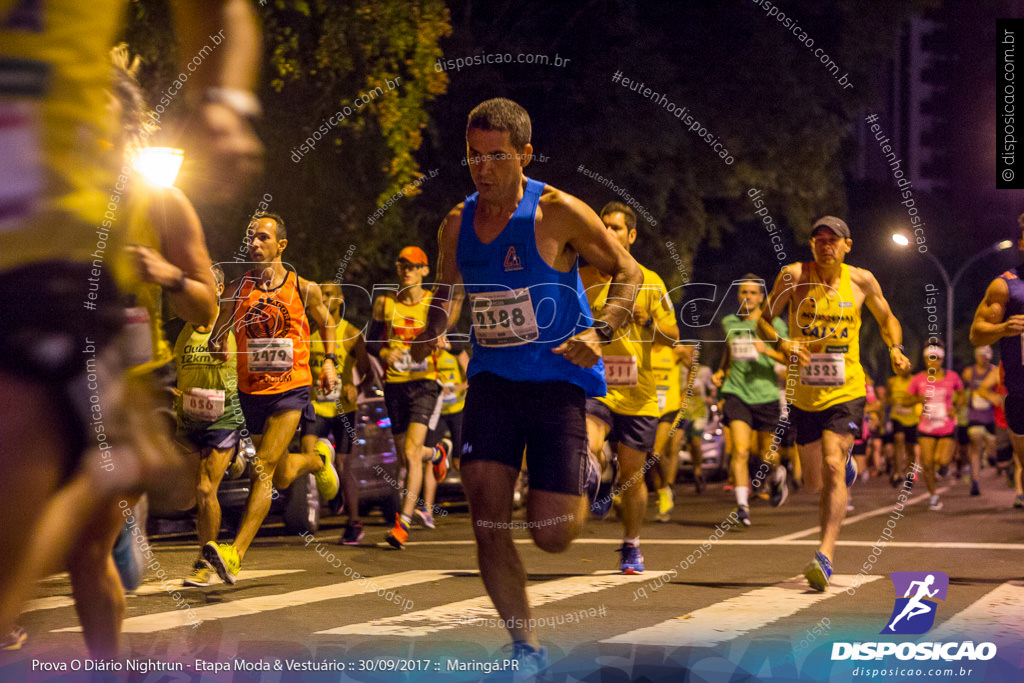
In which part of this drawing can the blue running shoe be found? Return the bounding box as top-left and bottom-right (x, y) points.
(845, 447), (857, 488)
(803, 551), (833, 592)
(505, 641), (548, 680)
(112, 518), (145, 592)
(618, 542), (645, 574)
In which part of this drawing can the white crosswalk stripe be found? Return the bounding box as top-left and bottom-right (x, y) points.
(601, 574), (884, 647)
(52, 570), (451, 634)
(318, 570), (668, 637)
(926, 580), (1024, 644)
(22, 570), (305, 614)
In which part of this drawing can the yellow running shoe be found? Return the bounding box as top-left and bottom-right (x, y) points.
(183, 559), (216, 587)
(202, 542), (240, 585)
(313, 438), (340, 500)
(656, 486), (674, 522)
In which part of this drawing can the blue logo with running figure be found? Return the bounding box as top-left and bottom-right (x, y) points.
(881, 571), (949, 635)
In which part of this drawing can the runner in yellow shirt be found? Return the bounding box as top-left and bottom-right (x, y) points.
(758, 216), (910, 592)
(582, 202), (678, 574)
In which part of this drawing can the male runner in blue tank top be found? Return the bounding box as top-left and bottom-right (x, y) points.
(970, 215), (1024, 497)
(410, 98), (641, 671)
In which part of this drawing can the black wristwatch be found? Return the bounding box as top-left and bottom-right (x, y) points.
(592, 320), (615, 345)
(323, 353), (339, 365)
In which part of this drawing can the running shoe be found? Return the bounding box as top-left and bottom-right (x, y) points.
(505, 641), (548, 680)
(846, 495), (855, 512)
(928, 495), (943, 511)
(723, 482), (735, 492)
(202, 542), (240, 585)
(431, 438), (451, 483)
(591, 458), (616, 519)
(618, 542), (645, 574)
(1014, 495), (1024, 509)
(656, 486), (674, 522)
(112, 517), (145, 592)
(803, 551), (833, 592)
(769, 467), (789, 507)
(384, 514), (409, 549)
(889, 472), (902, 488)
(414, 508), (436, 529)
(694, 473), (706, 495)
(1, 625), (27, 651)
(611, 492), (623, 519)
(226, 445), (249, 480)
(341, 521), (365, 545)
(735, 505), (751, 527)
(845, 448), (858, 488)
(183, 559), (215, 587)
(313, 438), (340, 501)
(970, 480), (980, 496)
(937, 463), (949, 478)
(584, 454), (600, 508)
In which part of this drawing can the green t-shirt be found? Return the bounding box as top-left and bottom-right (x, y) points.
(720, 314), (788, 406)
(173, 323), (244, 433)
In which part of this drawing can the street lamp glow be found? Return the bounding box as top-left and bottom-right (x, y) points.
(891, 233), (910, 247)
(998, 239), (1014, 250)
(133, 147), (184, 188)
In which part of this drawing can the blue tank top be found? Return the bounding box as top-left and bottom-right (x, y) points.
(457, 178), (606, 397)
(999, 265), (1024, 394)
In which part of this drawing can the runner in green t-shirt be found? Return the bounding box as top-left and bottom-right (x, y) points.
(713, 275), (790, 527)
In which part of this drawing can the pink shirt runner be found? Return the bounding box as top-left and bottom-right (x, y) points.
(908, 371), (963, 436)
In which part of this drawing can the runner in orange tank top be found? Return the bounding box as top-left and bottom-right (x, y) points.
(204, 213), (339, 585)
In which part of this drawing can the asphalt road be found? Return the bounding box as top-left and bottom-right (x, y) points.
(4, 466), (1023, 683)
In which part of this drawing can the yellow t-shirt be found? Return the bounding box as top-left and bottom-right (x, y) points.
(650, 344), (682, 416)
(382, 290), (438, 384)
(0, 0), (124, 270)
(435, 349), (467, 415)
(789, 263), (866, 411)
(117, 184), (172, 376)
(588, 264), (675, 417)
(887, 374), (921, 427)
(310, 321), (360, 417)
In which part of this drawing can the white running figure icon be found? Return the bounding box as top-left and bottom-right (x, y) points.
(888, 574), (939, 631)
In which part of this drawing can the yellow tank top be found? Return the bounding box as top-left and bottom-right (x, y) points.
(888, 374), (921, 426)
(789, 263), (866, 410)
(382, 290), (438, 384)
(650, 344), (681, 415)
(310, 322), (359, 417)
(0, 0), (124, 270)
(117, 185), (172, 376)
(436, 349), (467, 414)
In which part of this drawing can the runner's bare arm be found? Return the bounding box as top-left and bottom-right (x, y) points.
(552, 194), (641, 366)
(759, 265), (802, 361)
(171, 1), (263, 199)
(139, 186), (218, 327)
(860, 269), (911, 374)
(302, 278), (337, 391)
(208, 278), (243, 361)
(412, 209), (464, 363)
(970, 278), (1024, 346)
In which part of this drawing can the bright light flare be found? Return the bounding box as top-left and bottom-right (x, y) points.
(998, 239), (1014, 250)
(133, 147), (184, 188)
(891, 233), (910, 247)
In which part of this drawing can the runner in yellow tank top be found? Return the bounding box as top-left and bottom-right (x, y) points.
(582, 202), (678, 574)
(370, 246), (451, 549)
(758, 216), (911, 592)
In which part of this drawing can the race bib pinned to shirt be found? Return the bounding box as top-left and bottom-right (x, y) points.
(183, 388), (225, 421)
(800, 353), (845, 387)
(604, 355), (639, 387)
(470, 288), (539, 347)
(248, 338), (293, 373)
(730, 336), (759, 362)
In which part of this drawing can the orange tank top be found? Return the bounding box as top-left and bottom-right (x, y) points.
(233, 269), (312, 394)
